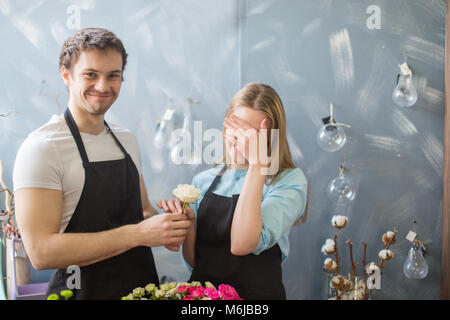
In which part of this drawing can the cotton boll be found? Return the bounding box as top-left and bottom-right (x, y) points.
(382, 231), (396, 246)
(378, 249), (394, 261)
(323, 258), (338, 271)
(365, 262), (380, 275)
(321, 239), (336, 255)
(331, 215), (348, 229)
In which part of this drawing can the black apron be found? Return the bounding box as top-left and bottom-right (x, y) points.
(46, 108), (159, 300)
(189, 165), (286, 300)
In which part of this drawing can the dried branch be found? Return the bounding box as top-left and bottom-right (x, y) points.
(334, 231), (341, 276)
(346, 240), (358, 280)
(361, 240), (369, 297)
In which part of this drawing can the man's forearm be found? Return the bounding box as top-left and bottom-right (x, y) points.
(30, 223), (141, 270)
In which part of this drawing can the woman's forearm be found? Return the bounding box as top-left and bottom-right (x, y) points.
(182, 226), (196, 267)
(230, 165), (265, 255)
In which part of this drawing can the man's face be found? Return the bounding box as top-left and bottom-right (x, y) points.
(62, 48), (123, 116)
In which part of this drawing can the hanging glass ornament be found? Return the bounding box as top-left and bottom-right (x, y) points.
(403, 241), (428, 279)
(317, 104), (351, 152)
(327, 165), (356, 203)
(169, 98), (201, 166)
(392, 62), (418, 108)
(153, 109), (175, 149)
(403, 220), (428, 279)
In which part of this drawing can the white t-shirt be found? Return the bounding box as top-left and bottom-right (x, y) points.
(13, 115), (142, 233)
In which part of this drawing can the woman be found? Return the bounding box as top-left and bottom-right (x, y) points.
(158, 83), (308, 300)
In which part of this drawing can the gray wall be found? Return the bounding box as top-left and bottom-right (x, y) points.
(0, 0), (445, 299)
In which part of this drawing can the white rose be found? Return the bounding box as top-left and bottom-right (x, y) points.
(378, 249), (394, 261)
(172, 184), (201, 203)
(321, 239), (336, 255)
(331, 215), (348, 229)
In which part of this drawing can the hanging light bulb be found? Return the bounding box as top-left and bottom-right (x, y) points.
(169, 98), (201, 166)
(153, 109), (175, 149)
(392, 62), (418, 108)
(403, 220), (429, 279)
(153, 120), (169, 149)
(327, 165), (356, 203)
(317, 104), (351, 152)
(403, 240), (428, 279)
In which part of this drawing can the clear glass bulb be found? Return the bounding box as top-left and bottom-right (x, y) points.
(153, 120), (171, 149)
(327, 169), (355, 203)
(392, 74), (418, 107)
(317, 124), (347, 152)
(403, 242), (428, 279)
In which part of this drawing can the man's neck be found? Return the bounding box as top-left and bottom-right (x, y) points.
(67, 102), (106, 135)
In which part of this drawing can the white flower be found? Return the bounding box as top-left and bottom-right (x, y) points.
(172, 184), (201, 203)
(321, 239), (336, 255)
(166, 288), (177, 297)
(331, 215), (348, 229)
(159, 284), (170, 291)
(378, 249), (394, 261)
(324, 258), (337, 272)
(154, 289), (165, 298)
(365, 262), (380, 275)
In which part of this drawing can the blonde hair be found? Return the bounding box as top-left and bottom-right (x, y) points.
(218, 82), (308, 224)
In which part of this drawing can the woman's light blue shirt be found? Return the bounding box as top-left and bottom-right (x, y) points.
(190, 165), (308, 263)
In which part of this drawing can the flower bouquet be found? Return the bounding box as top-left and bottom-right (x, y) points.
(322, 215), (397, 300)
(122, 281), (242, 300)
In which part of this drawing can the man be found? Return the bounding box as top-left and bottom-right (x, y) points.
(13, 28), (190, 300)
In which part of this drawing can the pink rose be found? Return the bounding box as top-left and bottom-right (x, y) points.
(188, 286), (204, 299)
(177, 286), (188, 294)
(218, 284), (242, 300)
(182, 296), (193, 300)
(204, 287), (221, 300)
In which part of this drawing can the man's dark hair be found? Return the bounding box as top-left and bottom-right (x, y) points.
(59, 27), (128, 78)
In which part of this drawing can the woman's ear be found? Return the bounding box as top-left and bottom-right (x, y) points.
(263, 117), (272, 130)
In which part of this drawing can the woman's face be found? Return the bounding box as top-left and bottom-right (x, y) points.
(224, 105), (268, 166)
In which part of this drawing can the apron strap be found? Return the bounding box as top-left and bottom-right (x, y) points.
(104, 121), (129, 157)
(205, 164), (227, 195)
(64, 108), (90, 166)
(64, 108), (129, 166)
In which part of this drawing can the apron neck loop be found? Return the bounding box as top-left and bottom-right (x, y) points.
(64, 108), (129, 167)
(104, 121), (128, 156)
(206, 165), (227, 194)
(64, 108), (90, 166)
